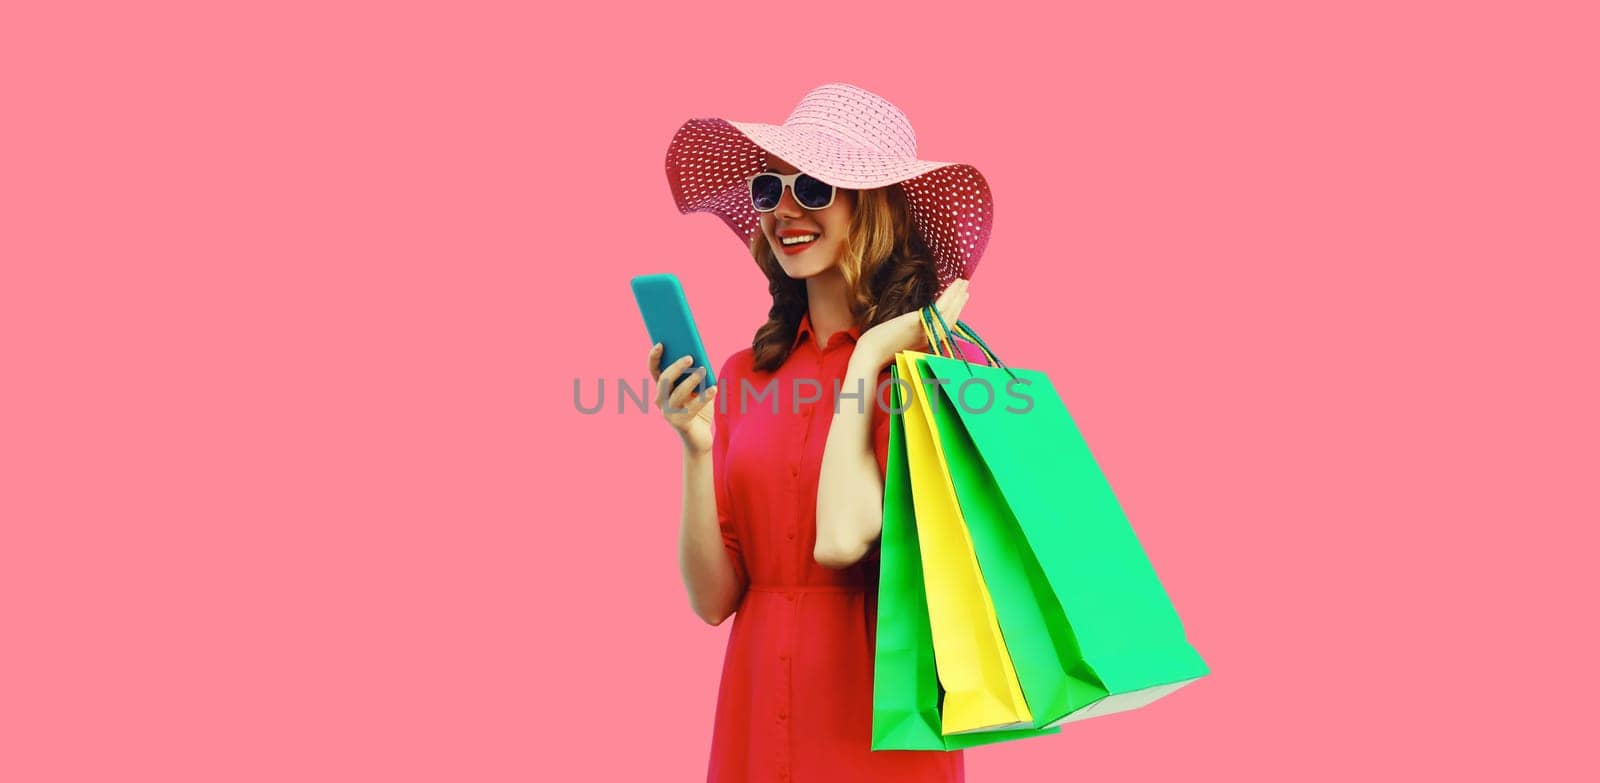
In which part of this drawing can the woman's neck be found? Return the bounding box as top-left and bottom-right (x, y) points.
(803, 269), (854, 350)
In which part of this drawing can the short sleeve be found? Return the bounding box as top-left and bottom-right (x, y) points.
(712, 354), (749, 591)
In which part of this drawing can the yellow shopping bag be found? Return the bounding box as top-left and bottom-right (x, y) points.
(896, 345), (1033, 735)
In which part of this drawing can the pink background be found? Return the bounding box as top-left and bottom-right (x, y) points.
(4, 1), (1597, 780)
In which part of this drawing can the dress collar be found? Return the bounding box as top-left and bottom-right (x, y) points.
(790, 310), (863, 352)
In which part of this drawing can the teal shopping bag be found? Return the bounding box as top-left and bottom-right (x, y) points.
(870, 363), (1060, 751)
(914, 309), (1209, 726)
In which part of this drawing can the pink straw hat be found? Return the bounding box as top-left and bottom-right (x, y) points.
(665, 83), (993, 291)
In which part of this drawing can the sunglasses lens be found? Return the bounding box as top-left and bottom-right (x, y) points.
(750, 174), (783, 211)
(794, 175), (834, 209)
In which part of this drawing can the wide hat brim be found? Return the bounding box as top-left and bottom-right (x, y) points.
(665, 116), (992, 292)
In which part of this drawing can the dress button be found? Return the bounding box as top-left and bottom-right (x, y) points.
(786, 529), (796, 540)
(790, 466), (798, 478)
(778, 710), (787, 720)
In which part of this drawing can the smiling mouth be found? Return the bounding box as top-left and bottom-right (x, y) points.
(778, 233), (819, 253)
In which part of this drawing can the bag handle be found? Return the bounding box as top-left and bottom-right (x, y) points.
(917, 306), (954, 360)
(918, 305), (1017, 380)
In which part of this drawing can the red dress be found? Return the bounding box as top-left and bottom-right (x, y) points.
(706, 312), (965, 782)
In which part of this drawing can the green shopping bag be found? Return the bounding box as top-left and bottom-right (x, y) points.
(915, 308), (1209, 727)
(871, 362), (1060, 751)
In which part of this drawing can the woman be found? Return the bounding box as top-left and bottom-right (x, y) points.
(650, 83), (993, 782)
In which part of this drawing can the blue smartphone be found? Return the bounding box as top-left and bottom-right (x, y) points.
(631, 273), (716, 389)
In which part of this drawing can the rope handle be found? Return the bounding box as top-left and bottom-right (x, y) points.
(919, 306), (1005, 367)
(917, 305), (1016, 379)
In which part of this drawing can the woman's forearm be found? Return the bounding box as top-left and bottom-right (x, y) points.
(679, 447), (743, 625)
(815, 350), (890, 569)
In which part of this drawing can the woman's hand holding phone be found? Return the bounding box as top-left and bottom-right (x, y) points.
(648, 343), (718, 457)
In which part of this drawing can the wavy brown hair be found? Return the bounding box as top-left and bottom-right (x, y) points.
(748, 184), (938, 372)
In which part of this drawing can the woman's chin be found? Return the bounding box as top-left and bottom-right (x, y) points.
(777, 252), (838, 279)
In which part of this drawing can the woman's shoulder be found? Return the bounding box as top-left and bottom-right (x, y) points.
(713, 347), (761, 426)
(717, 346), (757, 386)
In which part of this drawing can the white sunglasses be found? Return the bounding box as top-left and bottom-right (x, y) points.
(745, 171), (838, 212)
